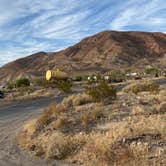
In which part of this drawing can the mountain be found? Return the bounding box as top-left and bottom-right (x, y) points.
(0, 30), (166, 83)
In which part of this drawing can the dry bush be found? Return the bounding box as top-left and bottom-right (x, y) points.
(52, 115), (69, 130)
(75, 102), (103, 112)
(158, 90), (166, 102)
(131, 105), (159, 116)
(45, 132), (88, 159)
(86, 81), (117, 103)
(45, 132), (73, 159)
(56, 80), (72, 93)
(18, 119), (38, 149)
(157, 102), (166, 113)
(35, 103), (67, 131)
(80, 108), (103, 126)
(23, 119), (38, 136)
(62, 93), (93, 108)
(123, 81), (160, 94)
(131, 106), (146, 115)
(36, 113), (52, 130)
(46, 103), (67, 116)
(131, 100), (166, 116)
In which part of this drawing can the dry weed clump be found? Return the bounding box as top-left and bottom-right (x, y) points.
(36, 113), (52, 130)
(157, 102), (166, 113)
(52, 115), (69, 129)
(62, 93), (93, 108)
(123, 81), (160, 94)
(158, 89), (166, 102)
(75, 102), (103, 112)
(45, 103), (67, 115)
(131, 105), (159, 116)
(45, 132), (73, 159)
(34, 103), (67, 131)
(80, 108), (103, 126)
(18, 119), (38, 149)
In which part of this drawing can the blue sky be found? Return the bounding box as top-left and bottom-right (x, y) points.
(0, 0), (166, 66)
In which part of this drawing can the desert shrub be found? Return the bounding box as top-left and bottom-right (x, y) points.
(52, 116), (69, 129)
(82, 75), (89, 81)
(35, 77), (45, 86)
(157, 102), (166, 113)
(62, 93), (93, 108)
(86, 81), (116, 103)
(72, 94), (92, 106)
(6, 82), (15, 89)
(145, 67), (160, 75)
(45, 132), (73, 159)
(22, 119), (38, 137)
(22, 86), (34, 94)
(16, 77), (30, 88)
(56, 80), (72, 93)
(33, 104), (67, 131)
(73, 76), (82, 82)
(47, 103), (67, 115)
(36, 113), (52, 130)
(131, 105), (158, 116)
(80, 108), (103, 126)
(109, 71), (125, 83)
(123, 81), (160, 94)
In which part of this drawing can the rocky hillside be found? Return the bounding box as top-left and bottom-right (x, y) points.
(0, 30), (166, 82)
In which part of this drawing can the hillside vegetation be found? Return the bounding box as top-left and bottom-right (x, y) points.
(18, 81), (166, 166)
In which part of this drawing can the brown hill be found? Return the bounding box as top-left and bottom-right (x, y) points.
(0, 30), (166, 82)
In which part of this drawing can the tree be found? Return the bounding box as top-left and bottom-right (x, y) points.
(16, 77), (30, 87)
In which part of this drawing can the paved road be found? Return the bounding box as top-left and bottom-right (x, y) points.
(0, 95), (75, 166)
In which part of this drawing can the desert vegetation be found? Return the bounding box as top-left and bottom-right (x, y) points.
(123, 81), (160, 94)
(16, 77), (30, 88)
(86, 80), (117, 103)
(18, 80), (166, 166)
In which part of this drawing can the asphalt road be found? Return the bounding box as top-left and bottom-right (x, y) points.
(0, 96), (64, 120)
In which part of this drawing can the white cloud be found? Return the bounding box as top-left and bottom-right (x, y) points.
(110, 0), (166, 30)
(0, 0), (166, 66)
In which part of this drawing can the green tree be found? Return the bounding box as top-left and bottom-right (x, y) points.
(16, 77), (30, 88)
(56, 80), (72, 93)
(86, 80), (117, 103)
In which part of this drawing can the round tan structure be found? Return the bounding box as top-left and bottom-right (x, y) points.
(46, 69), (68, 81)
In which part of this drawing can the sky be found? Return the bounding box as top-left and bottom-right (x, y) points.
(0, 0), (166, 66)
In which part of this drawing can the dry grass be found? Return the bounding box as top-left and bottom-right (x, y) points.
(80, 108), (103, 126)
(52, 116), (69, 129)
(35, 103), (67, 131)
(157, 102), (166, 113)
(62, 93), (93, 108)
(45, 132), (73, 159)
(18, 88), (166, 166)
(123, 81), (160, 94)
(73, 114), (166, 165)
